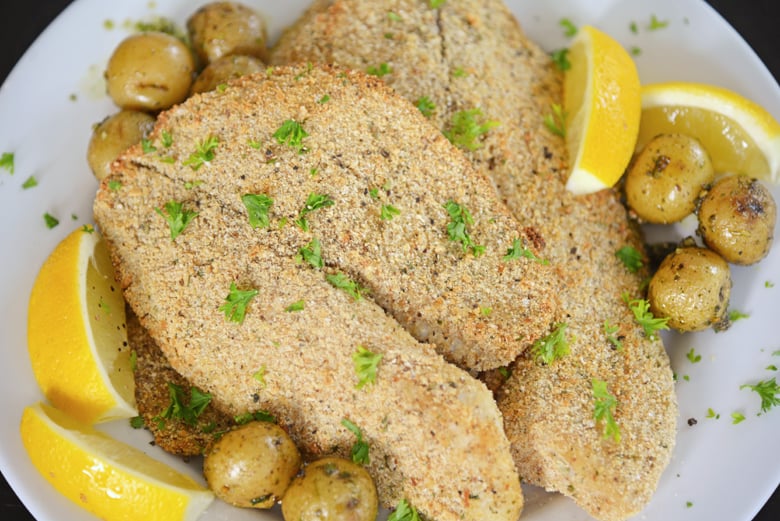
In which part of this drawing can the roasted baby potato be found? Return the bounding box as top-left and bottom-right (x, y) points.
(648, 245), (731, 332)
(190, 54), (264, 95)
(624, 134), (715, 223)
(187, 2), (268, 65)
(281, 457), (378, 521)
(697, 174), (776, 265)
(87, 110), (155, 180)
(105, 32), (195, 111)
(203, 421), (301, 509)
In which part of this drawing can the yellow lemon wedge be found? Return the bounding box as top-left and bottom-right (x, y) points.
(20, 402), (214, 521)
(28, 226), (136, 424)
(563, 25), (642, 195)
(639, 82), (780, 183)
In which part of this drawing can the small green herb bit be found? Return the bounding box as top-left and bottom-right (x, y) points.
(183, 135), (219, 170)
(731, 412), (746, 424)
(740, 378), (780, 414)
(155, 200), (198, 241)
(429, 0), (446, 9)
(295, 192), (334, 231)
(387, 11), (402, 22)
(728, 309), (750, 322)
(629, 21), (639, 34)
(253, 365), (267, 387)
(388, 499), (421, 521)
(43, 213), (59, 229)
(604, 320), (623, 350)
(532, 322), (570, 365)
(22, 175), (37, 189)
(366, 62), (392, 77)
(141, 138), (157, 154)
(592, 378), (621, 442)
(341, 418), (370, 465)
(0, 152), (14, 174)
(129, 415), (145, 429)
(503, 238), (549, 265)
(326, 272), (365, 300)
(285, 300), (305, 312)
(317, 94), (330, 104)
(380, 204), (401, 221)
(706, 407), (720, 419)
(108, 180), (122, 191)
(241, 193), (274, 229)
(273, 119), (309, 153)
(686, 347), (702, 363)
(220, 282), (259, 324)
(443, 108), (499, 151)
(160, 130), (173, 148)
(543, 103), (567, 137)
(443, 200), (485, 256)
(298, 237), (324, 269)
(156, 382), (212, 427)
(622, 292), (669, 340)
(415, 96), (436, 118)
(551, 48), (571, 71)
(648, 14), (669, 30)
(559, 18), (578, 37)
(353, 345), (383, 389)
(615, 245), (643, 273)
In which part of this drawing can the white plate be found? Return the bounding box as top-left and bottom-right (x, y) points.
(1, 1), (778, 520)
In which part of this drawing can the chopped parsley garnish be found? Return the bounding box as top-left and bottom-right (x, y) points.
(592, 378), (621, 442)
(452, 67), (468, 78)
(273, 119), (309, 153)
(443, 200), (484, 256)
(253, 365), (267, 388)
(503, 238), (549, 265)
(248, 139), (262, 149)
(285, 300), (305, 312)
(341, 418), (370, 464)
(767, 365), (778, 372)
(706, 407), (720, 419)
(388, 499), (421, 521)
(740, 378), (780, 414)
(219, 282), (259, 324)
(731, 412), (746, 424)
(160, 130), (173, 148)
(559, 18), (578, 37)
(387, 12), (402, 22)
(367, 62), (392, 77)
(380, 204), (401, 221)
(615, 245), (643, 273)
(241, 193), (274, 229)
(129, 415), (145, 429)
(629, 21), (639, 34)
(648, 14), (669, 30)
(353, 345), (383, 389)
(766, 281), (775, 288)
(0, 152), (14, 174)
(141, 138), (156, 154)
(604, 320), (623, 350)
(155, 382), (212, 427)
(622, 292), (669, 340)
(43, 213), (59, 229)
(155, 200), (198, 241)
(108, 180), (122, 191)
(183, 135), (219, 170)
(543, 103), (567, 137)
(235, 410), (276, 425)
(480, 306), (492, 317)
(531, 322), (570, 365)
(184, 180), (203, 190)
(326, 272), (365, 300)
(22, 176), (37, 189)
(429, 0), (446, 8)
(369, 187), (380, 199)
(415, 96), (436, 118)
(551, 48), (571, 71)
(317, 94), (330, 104)
(686, 348), (702, 363)
(728, 309), (750, 322)
(81, 224), (95, 234)
(295, 192), (334, 231)
(686, 501), (694, 508)
(298, 238), (324, 269)
(443, 108), (499, 151)
(630, 46), (642, 56)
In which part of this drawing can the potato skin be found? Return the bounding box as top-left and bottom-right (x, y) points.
(190, 55), (265, 95)
(281, 457), (378, 521)
(187, 2), (268, 65)
(624, 134), (715, 223)
(697, 175), (777, 265)
(203, 421), (301, 509)
(105, 32), (195, 111)
(87, 110), (155, 180)
(648, 246), (731, 332)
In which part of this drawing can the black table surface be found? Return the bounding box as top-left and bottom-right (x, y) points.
(1, 1), (778, 520)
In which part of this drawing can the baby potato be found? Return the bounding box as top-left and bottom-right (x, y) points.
(203, 421), (301, 509)
(648, 245), (731, 332)
(87, 110), (155, 180)
(190, 55), (264, 95)
(105, 32), (195, 111)
(281, 457), (378, 521)
(697, 174), (777, 265)
(624, 134), (715, 223)
(187, 2), (268, 65)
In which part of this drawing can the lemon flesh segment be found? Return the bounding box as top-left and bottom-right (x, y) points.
(639, 82), (780, 183)
(27, 227), (136, 424)
(20, 403), (214, 521)
(564, 25), (642, 195)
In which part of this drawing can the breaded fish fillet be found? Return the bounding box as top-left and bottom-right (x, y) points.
(94, 65), (529, 521)
(271, 1), (678, 519)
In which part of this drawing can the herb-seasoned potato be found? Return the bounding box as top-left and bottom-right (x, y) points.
(105, 32), (195, 111)
(624, 134), (715, 223)
(697, 174), (777, 265)
(203, 421), (301, 509)
(187, 2), (268, 65)
(190, 55), (264, 95)
(87, 110), (155, 180)
(281, 457), (378, 521)
(648, 245), (731, 332)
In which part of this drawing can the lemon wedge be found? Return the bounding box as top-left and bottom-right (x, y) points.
(20, 402), (214, 521)
(639, 82), (780, 183)
(28, 227), (136, 424)
(563, 25), (642, 195)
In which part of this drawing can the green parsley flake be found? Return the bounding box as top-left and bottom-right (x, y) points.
(141, 138), (157, 154)
(155, 200), (198, 241)
(686, 347), (702, 363)
(317, 94), (330, 104)
(44, 213), (59, 229)
(543, 103), (567, 137)
(220, 282), (259, 324)
(686, 501), (694, 509)
(285, 300), (305, 312)
(380, 204), (401, 221)
(452, 67), (468, 78)
(429, 0), (446, 8)
(235, 410), (276, 425)
(253, 366), (267, 388)
(241, 193), (274, 229)
(629, 21), (639, 34)
(129, 415), (145, 429)
(273, 119), (309, 153)
(767, 365), (778, 372)
(559, 18), (578, 37)
(298, 238), (324, 269)
(503, 238), (549, 265)
(326, 272), (365, 300)
(108, 180), (122, 191)
(706, 407), (720, 419)
(551, 48), (571, 71)
(22, 176), (37, 189)
(766, 281), (775, 288)
(388, 499), (421, 521)
(155, 382), (212, 428)
(728, 309), (750, 322)
(353, 345), (383, 389)
(388, 12), (402, 22)
(622, 292), (669, 340)
(341, 418), (370, 464)
(81, 224), (95, 234)
(615, 245), (644, 273)
(443, 200), (484, 256)
(183, 135), (219, 170)
(161, 130), (173, 148)
(592, 378), (621, 442)
(731, 412), (746, 424)
(648, 14), (669, 30)
(740, 378), (780, 414)
(367, 62), (392, 77)
(604, 320), (623, 350)
(0, 152), (14, 174)
(532, 322), (570, 365)
(443, 108), (499, 151)
(184, 180), (203, 190)
(415, 96), (436, 118)
(631, 46), (642, 56)
(295, 193), (334, 231)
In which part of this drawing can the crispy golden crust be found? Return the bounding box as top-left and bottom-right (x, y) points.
(271, 1), (678, 519)
(94, 65), (527, 521)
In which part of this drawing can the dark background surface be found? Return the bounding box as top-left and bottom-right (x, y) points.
(0, 1), (777, 520)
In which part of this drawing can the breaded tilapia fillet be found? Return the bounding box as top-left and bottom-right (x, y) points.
(94, 65), (533, 521)
(271, 1), (678, 519)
